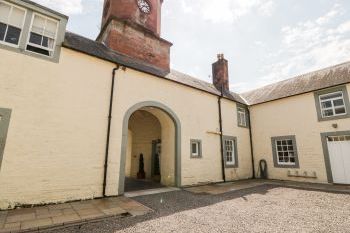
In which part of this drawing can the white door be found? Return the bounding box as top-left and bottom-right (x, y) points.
(327, 135), (350, 184)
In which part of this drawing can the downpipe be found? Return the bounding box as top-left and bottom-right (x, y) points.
(103, 65), (120, 197)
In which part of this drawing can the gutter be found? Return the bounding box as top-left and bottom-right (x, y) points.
(103, 65), (120, 197)
(247, 108), (256, 178)
(218, 86), (226, 182)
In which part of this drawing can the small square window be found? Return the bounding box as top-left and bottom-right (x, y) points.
(272, 136), (299, 168)
(190, 139), (202, 158)
(315, 87), (350, 121)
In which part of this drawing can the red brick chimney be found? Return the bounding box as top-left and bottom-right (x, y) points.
(212, 54), (229, 91)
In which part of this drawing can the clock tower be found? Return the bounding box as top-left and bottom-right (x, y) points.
(97, 0), (172, 73)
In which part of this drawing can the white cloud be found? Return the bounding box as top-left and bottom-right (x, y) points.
(256, 3), (350, 88)
(181, 0), (276, 24)
(33, 0), (84, 15)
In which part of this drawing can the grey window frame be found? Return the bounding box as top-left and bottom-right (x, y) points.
(0, 0), (68, 63)
(271, 135), (300, 168)
(190, 139), (202, 158)
(237, 104), (249, 128)
(223, 135), (238, 168)
(314, 85), (350, 121)
(0, 107), (11, 171)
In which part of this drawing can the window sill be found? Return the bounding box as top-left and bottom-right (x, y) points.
(274, 164), (300, 169)
(237, 124), (249, 129)
(225, 163), (238, 168)
(317, 113), (350, 122)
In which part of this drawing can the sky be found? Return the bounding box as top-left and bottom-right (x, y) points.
(33, 0), (350, 93)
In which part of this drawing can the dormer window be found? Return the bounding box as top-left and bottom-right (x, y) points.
(26, 13), (58, 57)
(0, 1), (26, 46)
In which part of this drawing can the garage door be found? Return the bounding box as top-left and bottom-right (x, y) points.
(327, 135), (350, 184)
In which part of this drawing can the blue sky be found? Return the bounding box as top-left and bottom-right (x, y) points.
(34, 0), (350, 93)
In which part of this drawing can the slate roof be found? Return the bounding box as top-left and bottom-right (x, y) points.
(63, 32), (350, 107)
(242, 62), (350, 105)
(63, 32), (246, 104)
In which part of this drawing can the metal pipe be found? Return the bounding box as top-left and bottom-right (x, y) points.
(247, 108), (256, 178)
(218, 86), (226, 182)
(103, 64), (120, 197)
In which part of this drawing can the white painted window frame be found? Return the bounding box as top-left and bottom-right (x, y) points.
(237, 107), (247, 127)
(0, 0), (27, 48)
(225, 139), (235, 165)
(319, 91), (347, 118)
(26, 12), (59, 57)
(275, 139), (296, 166)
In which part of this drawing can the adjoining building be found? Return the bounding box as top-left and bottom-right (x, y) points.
(0, 0), (349, 210)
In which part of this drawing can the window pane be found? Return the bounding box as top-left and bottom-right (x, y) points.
(0, 2), (11, 24)
(44, 19), (57, 38)
(333, 99), (345, 107)
(320, 92), (342, 100)
(321, 101), (332, 109)
(287, 140), (293, 146)
(322, 109), (334, 117)
(191, 143), (197, 154)
(8, 6), (25, 28)
(32, 15), (45, 34)
(282, 140), (287, 145)
(42, 36), (48, 47)
(4, 25), (20, 45)
(29, 32), (42, 45)
(0, 22), (6, 41)
(335, 107), (346, 115)
(277, 141), (282, 146)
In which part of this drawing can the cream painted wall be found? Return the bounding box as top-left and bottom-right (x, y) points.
(0, 48), (113, 209)
(249, 84), (350, 183)
(221, 99), (253, 181)
(0, 46), (253, 209)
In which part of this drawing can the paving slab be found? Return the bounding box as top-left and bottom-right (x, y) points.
(0, 196), (152, 232)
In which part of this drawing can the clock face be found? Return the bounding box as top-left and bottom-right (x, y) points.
(137, 0), (151, 14)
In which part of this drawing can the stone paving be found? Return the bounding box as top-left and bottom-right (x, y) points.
(0, 196), (152, 233)
(185, 179), (350, 195)
(1, 179), (349, 233)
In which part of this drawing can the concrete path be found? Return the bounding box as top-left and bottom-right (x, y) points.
(0, 196), (152, 233)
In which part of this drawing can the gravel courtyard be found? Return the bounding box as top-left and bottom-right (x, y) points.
(44, 185), (350, 233)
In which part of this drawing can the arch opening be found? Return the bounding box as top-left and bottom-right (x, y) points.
(118, 102), (181, 194)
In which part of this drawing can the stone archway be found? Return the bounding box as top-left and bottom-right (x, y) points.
(118, 101), (181, 194)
